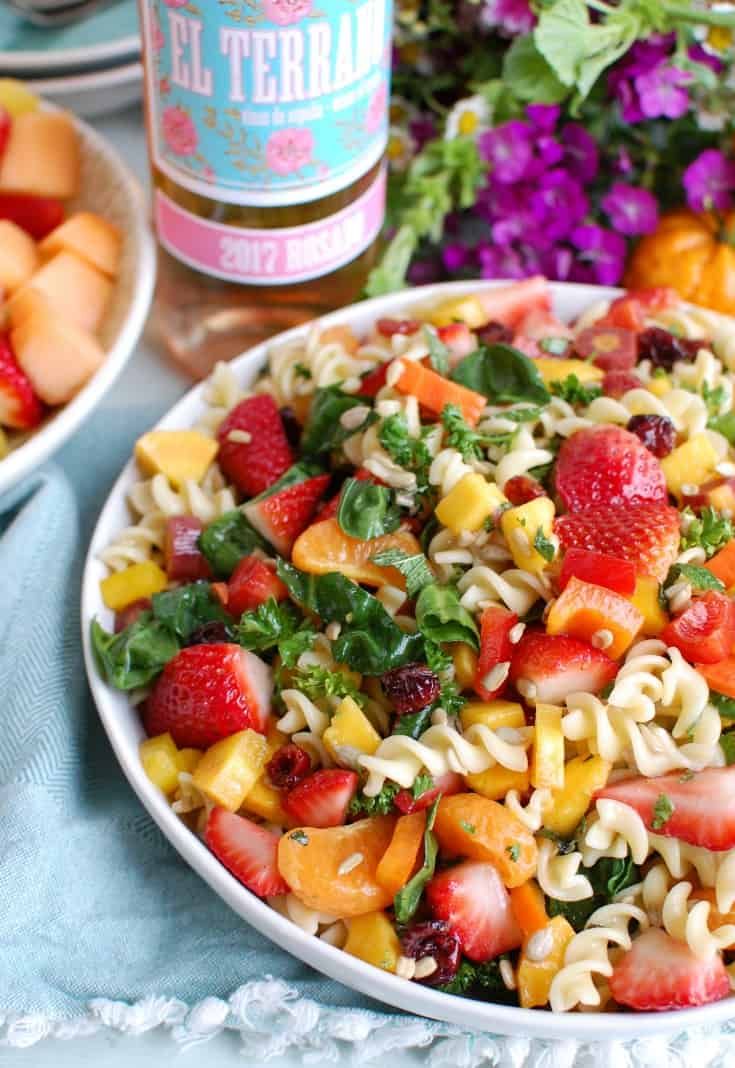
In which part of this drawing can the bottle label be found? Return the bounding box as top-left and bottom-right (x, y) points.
(155, 165), (386, 285)
(141, 0), (392, 208)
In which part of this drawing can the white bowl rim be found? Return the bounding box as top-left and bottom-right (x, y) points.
(0, 107), (156, 500)
(81, 279), (735, 1042)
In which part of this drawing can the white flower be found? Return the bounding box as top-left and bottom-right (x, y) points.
(389, 94), (419, 127)
(386, 126), (415, 172)
(444, 95), (491, 140)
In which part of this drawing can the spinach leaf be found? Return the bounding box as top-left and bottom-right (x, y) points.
(198, 510), (267, 579)
(276, 562), (424, 674)
(91, 614), (180, 691)
(416, 584), (479, 649)
(547, 855), (639, 931)
(238, 598), (304, 653)
(451, 343), (550, 405)
(424, 325), (450, 376)
(710, 691), (735, 720)
(300, 386), (374, 456)
(394, 797), (439, 923)
(721, 732), (735, 765)
(152, 581), (234, 643)
(393, 707), (433, 739)
(337, 478), (401, 540)
(371, 548), (435, 599)
(708, 410), (735, 444)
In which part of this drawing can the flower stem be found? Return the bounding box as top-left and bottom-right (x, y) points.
(665, 2), (735, 28)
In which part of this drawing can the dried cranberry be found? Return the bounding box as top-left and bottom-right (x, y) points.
(186, 621), (231, 646)
(280, 406), (302, 448)
(477, 320), (513, 346)
(504, 475), (547, 506)
(267, 743), (312, 788)
(626, 413), (676, 458)
(381, 664), (441, 713)
(601, 370), (642, 398)
(400, 921), (462, 985)
(377, 317), (420, 337)
(637, 327), (704, 371)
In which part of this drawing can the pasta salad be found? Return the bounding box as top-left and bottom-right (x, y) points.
(92, 277), (735, 1014)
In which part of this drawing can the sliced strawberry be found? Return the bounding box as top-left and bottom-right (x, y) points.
(394, 771), (464, 814)
(662, 591), (735, 664)
(596, 766), (735, 852)
(477, 277), (551, 328)
(243, 464), (330, 556)
(357, 362), (389, 398)
(426, 860), (522, 963)
(601, 370), (642, 398)
(610, 928), (729, 1011)
(573, 325), (636, 371)
(205, 808), (288, 898)
(598, 288), (677, 334)
(555, 503), (681, 583)
(515, 306), (573, 343)
(474, 605), (518, 700)
(503, 475), (547, 506)
(282, 768), (358, 828)
(0, 192), (65, 240)
(227, 555), (288, 617)
(318, 467), (380, 521)
(144, 643), (272, 748)
(217, 395), (294, 498)
(164, 515), (211, 582)
(558, 547), (636, 597)
(0, 108), (10, 159)
(437, 322), (477, 366)
(0, 334), (43, 430)
(509, 630), (617, 705)
(555, 426), (668, 511)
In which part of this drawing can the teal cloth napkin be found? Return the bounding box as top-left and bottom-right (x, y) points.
(0, 404), (731, 1065)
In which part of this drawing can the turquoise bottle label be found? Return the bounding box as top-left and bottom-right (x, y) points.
(141, 0), (392, 207)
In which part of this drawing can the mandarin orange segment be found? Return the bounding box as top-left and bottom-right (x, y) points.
(375, 811), (426, 897)
(291, 517), (422, 588)
(545, 576), (644, 658)
(433, 794), (537, 887)
(277, 815), (396, 916)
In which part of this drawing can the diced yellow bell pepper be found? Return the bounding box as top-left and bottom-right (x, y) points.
(465, 765), (530, 801)
(240, 778), (289, 824)
(461, 700), (525, 732)
(533, 358), (603, 387)
(344, 911), (402, 973)
(436, 473), (507, 534)
(134, 429), (219, 489)
(660, 433), (719, 500)
(0, 79), (39, 116)
(500, 497), (556, 574)
(429, 295), (487, 329)
(543, 755), (611, 836)
(140, 732), (180, 795)
(647, 375), (671, 398)
(451, 643), (479, 691)
(176, 748), (202, 774)
(531, 704), (564, 790)
(629, 575), (668, 636)
(322, 696), (382, 768)
(100, 560), (168, 611)
(517, 915), (576, 1008)
(192, 729), (268, 811)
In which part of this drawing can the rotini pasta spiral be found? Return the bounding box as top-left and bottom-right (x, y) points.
(493, 426), (555, 489)
(195, 360), (250, 437)
(505, 788), (550, 832)
(457, 564), (551, 617)
(535, 838), (593, 903)
(259, 324), (381, 404)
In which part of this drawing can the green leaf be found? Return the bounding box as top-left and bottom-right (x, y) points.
(393, 706), (433, 739)
(437, 957), (514, 1001)
(534, 0), (589, 87)
(412, 773), (435, 798)
(424, 326), (450, 376)
(91, 614), (180, 691)
(547, 855), (638, 931)
(710, 691), (735, 720)
(349, 782), (399, 817)
(720, 732), (735, 765)
(394, 797), (439, 922)
(416, 584), (480, 649)
(502, 34), (567, 104)
(276, 562), (425, 674)
(708, 411), (735, 444)
(679, 507), (734, 559)
(452, 343), (550, 405)
(371, 548), (435, 599)
(575, 17), (640, 101)
(151, 581), (234, 643)
(550, 374), (603, 406)
(278, 624), (319, 668)
(337, 478), (401, 541)
(238, 598), (304, 653)
(441, 403), (485, 460)
(290, 663), (363, 704)
(534, 528), (556, 563)
(664, 563), (725, 594)
(198, 510), (267, 579)
(300, 387), (375, 456)
(652, 793), (674, 831)
(378, 414), (433, 494)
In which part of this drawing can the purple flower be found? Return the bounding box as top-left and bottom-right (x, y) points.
(526, 104), (560, 133)
(570, 224), (627, 286)
(688, 43), (724, 75)
(613, 147), (634, 176)
(601, 183), (659, 236)
(683, 149), (735, 212)
(608, 73), (645, 124)
(635, 64), (692, 119)
(542, 245), (574, 281)
(407, 257), (443, 286)
(475, 0), (535, 36)
(479, 120), (534, 182)
(560, 124), (599, 182)
(442, 243), (470, 273)
(624, 35), (675, 77)
(477, 242), (527, 280)
(530, 169), (589, 241)
(409, 114), (437, 150)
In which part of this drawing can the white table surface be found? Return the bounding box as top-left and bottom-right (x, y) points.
(0, 104), (429, 1068)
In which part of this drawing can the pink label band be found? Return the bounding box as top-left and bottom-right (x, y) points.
(155, 166), (386, 286)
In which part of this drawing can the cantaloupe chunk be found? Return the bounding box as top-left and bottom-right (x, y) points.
(39, 212), (122, 278)
(3, 286), (52, 329)
(11, 311), (104, 405)
(0, 220), (39, 293)
(0, 79), (40, 117)
(28, 250), (112, 335)
(0, 112), (80, 199)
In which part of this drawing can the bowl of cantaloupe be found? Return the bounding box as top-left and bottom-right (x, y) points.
(0, 80), (155, 498)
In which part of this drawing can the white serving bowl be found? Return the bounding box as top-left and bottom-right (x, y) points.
(0, 105), (155, 499)
(82, 280), (735, 1041)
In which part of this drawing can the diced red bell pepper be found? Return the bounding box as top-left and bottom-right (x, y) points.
(661, 591), (735, 664)
(474, 604), (518, 700)
(226, 555), (288, 617)
(558, 547), (636, 597)
(164, 516), (211, 582)
(0, 192), (65, 240)
(357, 362), (389, 398)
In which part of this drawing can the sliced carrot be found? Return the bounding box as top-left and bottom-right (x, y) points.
(510, 879), (548, 939)
(375, 811), (426, 897)
(705, 539), (735, 590)
(696, 656), (735, 699)
(394, 359), (487, 426)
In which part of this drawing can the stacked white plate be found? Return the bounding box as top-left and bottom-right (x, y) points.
(0, 0), (141, 117)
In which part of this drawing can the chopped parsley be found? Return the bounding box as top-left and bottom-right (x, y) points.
(289, 830), (309, 846)
(664, 562), (725, 594)
(424, 638), (466, 717)
(702, 381), (727, 420)
(506, 843), (520, 862)
(533, 527), (556, 563)
(441, 403), (487, 460)
(651, 793), (674, 831)
(370, 547), (435, 599)
(289, 664), (364, 705)
(437, 957), (514, 1001)
(550, 374), (602, 407)
(293, 362), (312, 380)
(349, 781), (400, 817)
(412, 773), (435, 799)
(679, 507), (734, 559)
(461, 820), (477, 835)
(378, 413), (433, 494)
